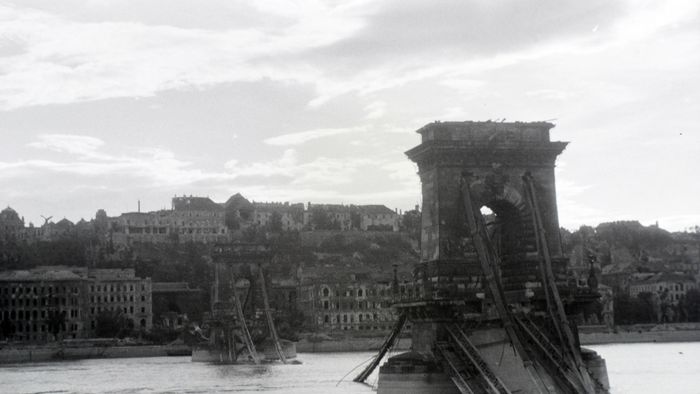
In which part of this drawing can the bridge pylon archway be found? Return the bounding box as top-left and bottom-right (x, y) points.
(360, 121), (608, 394)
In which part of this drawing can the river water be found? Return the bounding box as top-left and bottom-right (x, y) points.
(1, 343), (699, 393)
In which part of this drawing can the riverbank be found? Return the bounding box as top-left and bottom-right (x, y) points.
(296, 335), (411, 353)
(0, 343), (190, 364)
(5, 324), (699, 363)
(579, 323), (700, 345)
(297, 324), (700, 353)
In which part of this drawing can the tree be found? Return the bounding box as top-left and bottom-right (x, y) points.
(45, 310), (67, 340)
(0, 318), (15, 340)
(401, 209), (421, 241)
(310, 207), (339, 230)
(268, 212), (284, 233)
(683, 289), (700, 321)
(350, 211), (362, 230)
(224, 210), (241, 230)
(96, 310), (135, 338)
(613, 292), (656, 324)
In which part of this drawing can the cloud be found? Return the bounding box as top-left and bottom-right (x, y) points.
(364, 100), (386, 119)
(2, 0), (697, 111)
(263, 126), (366, 146)
(0, 2), (366, 110)
(8, 134), (219, 185)
(27, 134), (104, 157)
(2, 1), (700, 232)
(225, 149), (298, 177)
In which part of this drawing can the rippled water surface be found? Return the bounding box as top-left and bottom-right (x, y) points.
(588, 342), (700, 394)
(1, 343), (699, 393)
(0, 352), (379, 394)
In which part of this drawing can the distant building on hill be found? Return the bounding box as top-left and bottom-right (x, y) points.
(357, 205), (400, 231)
(303, 202), (400, 232)
(1, 193), (403, 247)
(250, 201), (305, 231)
(105, 193), (401, 245)
(109, 196), (230, 245)
(0, 207), (25, 242)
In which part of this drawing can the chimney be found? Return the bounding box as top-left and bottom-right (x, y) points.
(138, 200), (141, 213)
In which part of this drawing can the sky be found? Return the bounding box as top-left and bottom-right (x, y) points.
(1, 0), (699, 231)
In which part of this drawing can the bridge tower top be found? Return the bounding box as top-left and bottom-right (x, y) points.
(406, 120), (568, 266)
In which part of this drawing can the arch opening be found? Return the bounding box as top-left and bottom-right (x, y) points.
(480, 199), (534, 264)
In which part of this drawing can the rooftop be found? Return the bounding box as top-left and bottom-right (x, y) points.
(172, 196), (223, 211)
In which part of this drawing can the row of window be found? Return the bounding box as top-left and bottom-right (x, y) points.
(1, 297), (76, 307)
(89, 283), (146, 293)
(90, 294), (146, 303)
(2, 309), (78, 320)
(321, 312), (391, 324)
(1, 286), (79, 296)
(89, 305), (146, 315)
(321, 300), (384, 310)
(5, 322), (80, 334)
(89, 317), (147, 329)
(320, 287), (392, 298)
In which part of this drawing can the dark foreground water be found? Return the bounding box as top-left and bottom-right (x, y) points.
(1, 343), (699, 393)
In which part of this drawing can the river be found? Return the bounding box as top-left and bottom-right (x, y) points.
(1, 342), (698, 393)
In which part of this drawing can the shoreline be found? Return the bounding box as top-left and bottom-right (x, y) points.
(299, 327), (700, 353)
(579, 329), (700, 346)
(0, 343), (190, 364)
(4, 327), (700, 364)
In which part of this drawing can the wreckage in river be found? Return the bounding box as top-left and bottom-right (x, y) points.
(191, 244), (296, 364)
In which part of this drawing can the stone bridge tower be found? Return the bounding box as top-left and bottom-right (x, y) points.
(405, 121), (570, 307)
(370, 121), (607, 394)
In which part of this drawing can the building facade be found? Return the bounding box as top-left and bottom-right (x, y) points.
(298, 272), (400, 333)
(251, 202), (305, 231)
(303, 203), (400, 232)
(0, 267), (152, 342)
(628, 272), (697, 304)
(0, 267), (88, 342)
(84, 268), (153, 336)
(109, 196), (230, 245)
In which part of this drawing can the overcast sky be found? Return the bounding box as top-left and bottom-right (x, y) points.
(1, 0), (699, 231)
